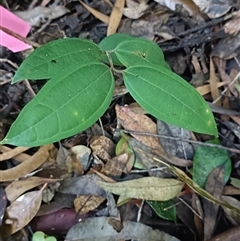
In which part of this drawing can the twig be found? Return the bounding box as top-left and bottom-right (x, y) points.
(130, 167), (167, 173)
(120, 129), (240, 154)
(212, 62), (240, 104)
(28, 0), (39, 10)
(0, 58), (36, 97)
(137, 200), (144, 223)
(177, 197), (202, 220)
(0, 25), (41, 48)
(178, 12), (234, 37)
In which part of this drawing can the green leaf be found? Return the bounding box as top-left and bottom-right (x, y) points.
(96, 177), (184, 201)
(230, 177), (240, 189)
(12, 38), (102, 83)
(1, 63), (114, 146)
(115, 38), (165, 67)
(123, 64), (218, 136)
(193, 139), (232, 188)
(99, 33), (133, 66)
(32, 231), (45, 241)
(147, 199), (177, 222)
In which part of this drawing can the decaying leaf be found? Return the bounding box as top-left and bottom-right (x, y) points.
(5, 176), (60, 202)
(96, 176), (184, 201)
(0, 186), (7, 226)
(15, 6), (70, 26)
(107, 0), (125, 35)
(203, 166), (224, 240)
(2, 189), (43, 236)
(74, 195), (105, 214)
(192, 0), (231, 18)
(80, 1), (109, 24)
(90, 136), (115, 162)
(154, 158), (240, 216)
(58, 175), (106, 197)
(157, 120), (194, 160)
(0, 145), (31, 163)
(66, 216), (180, 241)
(0, 146), (30, 161)
(122, 1), (148, 19)
(222, 196), (240, 226)
(71, 145), (91, 171)
(224, 10), (240, 35)
(0, 144), (54, 182)
(116, 104), (165, 153)
(102, 153), (130, 177)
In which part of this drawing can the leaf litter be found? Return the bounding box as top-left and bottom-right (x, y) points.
(1, 0), (240, 240)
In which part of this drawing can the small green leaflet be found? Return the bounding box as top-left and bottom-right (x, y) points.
(99, 33), (133, 66)
(114, 38), (165, 67)
(1, 63), (114, 146)
(123, 64), (218, 136)
(193, 138), (232, 188)
(147, 200), (177, 222)
(12, 38), (103, 83)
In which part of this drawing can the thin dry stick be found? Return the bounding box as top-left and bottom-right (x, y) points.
(137, 200), (144, 223)
(177, 197), (202, 220)
(130, 167), (167, 173)
(213, 57), (240, 104)
(98, 118), (105, 137)
(0, 58), (36, 97)
(28, 0), (39, 9)
(0, 25), (41, 48)
(120, 129), (240, 154)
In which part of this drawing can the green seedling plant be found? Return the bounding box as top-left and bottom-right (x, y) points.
(0, 34), (218, 147)
(32, 231), (56, 241)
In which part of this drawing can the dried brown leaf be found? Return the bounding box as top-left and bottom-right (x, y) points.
(222, 196), (240, 226)
(3, 189), (43, 236)
(5, 176), (60, 202)
(196, 82), (228, 96)
(74, 195), (105, 214)
(0, 144), (54, 181)
(79, 0), (109, 24)
(116, 104), (164, 153)
(0, 146), (30, 161)
(107, 0), (125, 35)
(209, 58), (220, 105)
(102, 153), (130, 177)
(90, 136), (115, 162)
(122, 1), (148, 19)
(203, 166), (224, 240)
(96, 177), (184, 201)
(224, 10), (240, 35)
(0, 145), (30, 162)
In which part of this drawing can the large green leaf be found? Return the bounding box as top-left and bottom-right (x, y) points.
(1, 63), (114, 146)
(123, 64), (218, 136)
(115, 38), (165, 67)
(193, 139), (232, 188)
(99, 33), (133, 66)
(12, 38), (103, 83)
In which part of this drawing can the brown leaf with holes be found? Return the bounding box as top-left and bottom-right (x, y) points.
(102, 153), (130, 177)
(90, 136), (115, 162)
(116, 104), (165, 154)
(74, 195), (105, 214)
